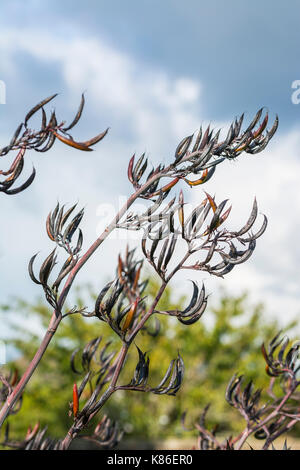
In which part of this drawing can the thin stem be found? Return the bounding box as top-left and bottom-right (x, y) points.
(0, 312), (61, 427)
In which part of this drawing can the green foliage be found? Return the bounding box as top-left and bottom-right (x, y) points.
(0, 279), (296, 445)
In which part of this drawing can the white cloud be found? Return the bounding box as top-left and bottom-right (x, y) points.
(0, 28), (203, 155)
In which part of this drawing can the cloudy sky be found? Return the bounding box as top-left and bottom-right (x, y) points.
(1, 0), (300, 335)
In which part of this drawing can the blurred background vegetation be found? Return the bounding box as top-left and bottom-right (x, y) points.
(0, 275), (298, 447)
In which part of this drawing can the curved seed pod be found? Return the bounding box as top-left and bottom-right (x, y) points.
(224, 124), (235, 147)
(184, 169), (208, 187)
(205, 192), (216, 213)
(50, 202), (60, 229)
(199, 125), (211, 151)
(162, 235), (177, 270)
(174, 135), (193, 162)
(54, 204), (65, 238)
(82, 337), (102, 370)
(149, 238), (159, 263)
(222, 240), (256, 265)
(267, 115), (279, 140)
(127, 154), (135, 183)
(150, 177), (180, 197)
(210, 262), (233, 278)
(225, 374), (242, 406)
(116, 302), (131, 328)
(9, 123), (23, 148)
(63, 208), (84, 243)
(52, 255), (75, 290)
(201, 157), (225, 170)
(178, 190), (185, 236)
(181, 282), (199, 314)
(63, 93), (85, 132)
(0, 147), (26, 176)
(74, 229), (83, 254)
(82, 128), (109, 147)
(238, 214), (268, 243)
(180, 287), (206, 320)
(133, 153), (147, 182)
(4, 167), (36, 195)
(104, 282), (123, 315)
(77, 372), (92, 399)
(194, 141), (214, 168)
(24, 94), (58, 126)
(152, 353), (184, 395)
(70, 348), (82, 374)
(208, 199), (228, 233)
(51, 131), (93, 151)
(153, 359), (175, 392)
(48, 110), (58, 129)
(186, 204), (206, 237)
(46, 212), (55, 241)
(39, 249), (57, 285)
(58, 204), (77, 232)
(33, 130), (49, 149)
(233, 198), (258, 236)
(192, 203), (211, 237)
(218, 205), (232, 227)
(41, 107), (47, 129)
(234, 113), (244, 136)
(28, 253), (42, 285)
(132, 264), (142, 291)
(278, 337), (289, 364)
(178, 300), (207, 325)
(192, 127), (202, 152)
(252, 113), (269, 139)
(135, 158), (148, 182)
(285, 342), (300, 369)
(2, 154), (25, 187)
(35, 132), (56, 152)
(161, 360), (180, 395)
(156, 238), (170, 274)
(95, 281), (114, 318)
(245, 108), (263, 134)
(130, 346), (149, 387)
